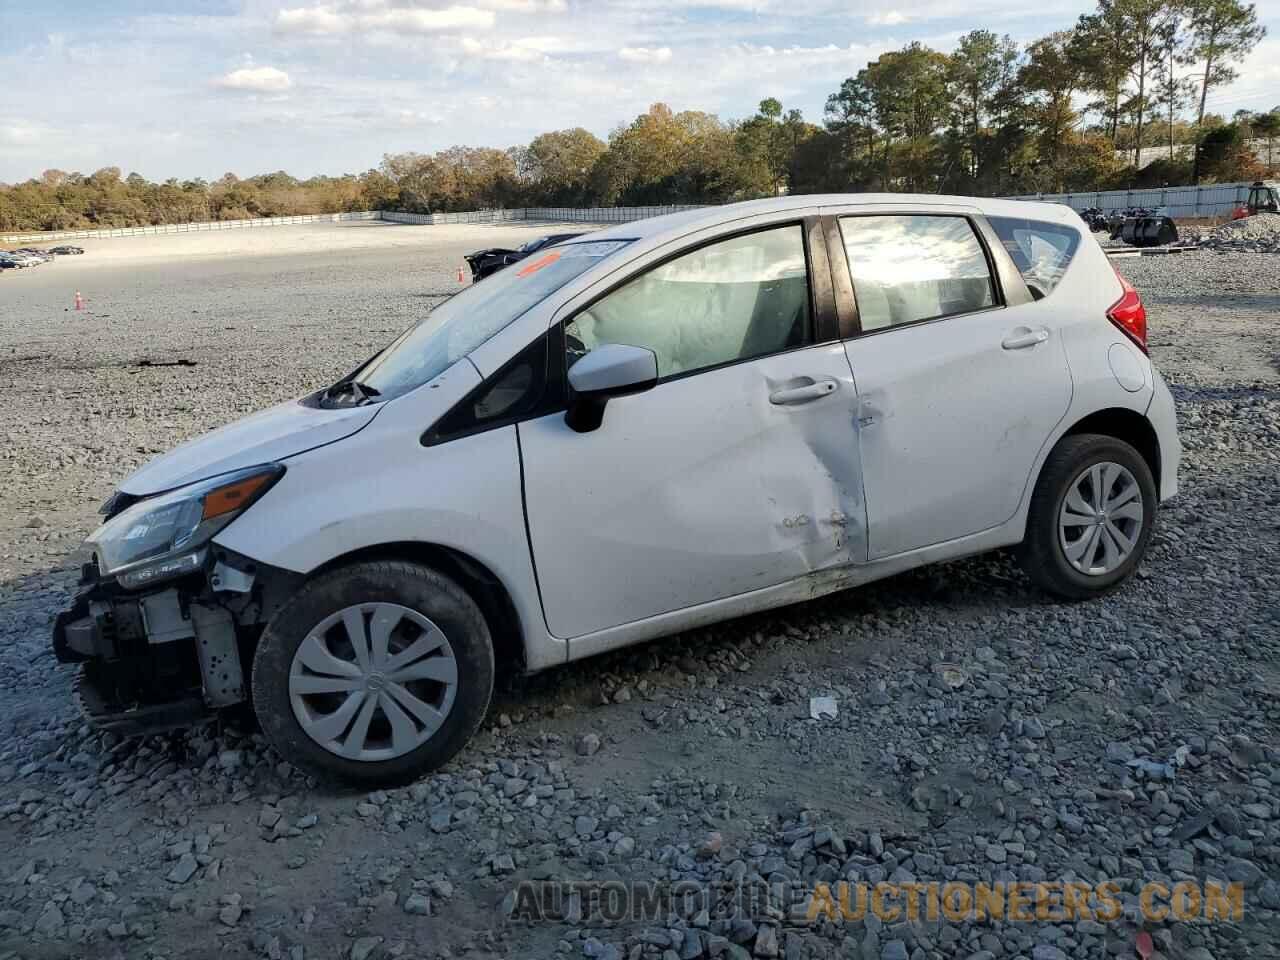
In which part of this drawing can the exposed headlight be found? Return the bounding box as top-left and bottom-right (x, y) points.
(88, 464), (284, 589)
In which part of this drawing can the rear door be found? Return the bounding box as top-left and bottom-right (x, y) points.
(829, 207), (1073, 560)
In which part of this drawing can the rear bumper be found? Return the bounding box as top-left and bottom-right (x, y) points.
(1147, 366), (1180, 502)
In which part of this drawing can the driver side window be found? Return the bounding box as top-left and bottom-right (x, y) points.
(565, 225), (811, 379)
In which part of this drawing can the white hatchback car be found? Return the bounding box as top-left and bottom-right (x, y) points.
(54, 195), (1179, 784)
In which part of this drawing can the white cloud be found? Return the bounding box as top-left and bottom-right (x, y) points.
(618, 46), (673, 63)
(460, 35), (562, 60)
(276, 3), (496, 36)
(3, 0), (1275, 184)
(476, 0), (568, 10)
(275, 7), (348, 34)
(214, 66), (294, 93)
(0, 123), (44, 145)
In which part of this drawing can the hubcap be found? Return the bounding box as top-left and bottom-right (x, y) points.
(1058, 461), (1144, 576)
(288, 602), (458, 762)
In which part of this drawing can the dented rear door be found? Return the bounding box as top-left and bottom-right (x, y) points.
(827, 205), (1073, 560)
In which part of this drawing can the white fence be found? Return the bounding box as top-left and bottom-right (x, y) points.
(2, 205), (703, 244)
(0, 211), (380, 245)
(1010, 182), (1259, 219)
(377, 205), (702, 226)
(524, 205), (704, 222)
(377, 209), (525, 226)
(7, 187), (1262, 244)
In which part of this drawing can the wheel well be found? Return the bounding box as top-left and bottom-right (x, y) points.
(310, 542), (527, 676)
(1061, 408), (1160, 487)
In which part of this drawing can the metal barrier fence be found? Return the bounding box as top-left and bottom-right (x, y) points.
(3, 206), (704, 243)
(378, 205), (703, 226)
(524, 205), (704, 222)
(1009, 182), (1257, 219)
(0, 211), (379, 245)
(10, 188), (1262, 244)
(377, 209), (526, 226)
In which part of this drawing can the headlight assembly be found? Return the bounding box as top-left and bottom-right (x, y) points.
(87, 464), (284, 589)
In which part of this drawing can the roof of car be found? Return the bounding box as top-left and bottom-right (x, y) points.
(584, 193), (1081, 245)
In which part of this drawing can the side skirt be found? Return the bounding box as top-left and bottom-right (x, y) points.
(563, 521), (1022, 663)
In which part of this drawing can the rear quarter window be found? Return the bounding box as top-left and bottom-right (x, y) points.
(988, 216), (1081, 300)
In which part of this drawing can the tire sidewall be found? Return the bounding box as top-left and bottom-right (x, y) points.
(1039, 438), (1157, 595)
(253, 562), (493, 786)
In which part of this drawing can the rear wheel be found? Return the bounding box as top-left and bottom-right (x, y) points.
(1017, 434), (1157, 600)
(252, 561), (493, 785)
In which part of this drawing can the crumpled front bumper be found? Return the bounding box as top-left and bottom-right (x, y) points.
(50, 577), (249, 733)
(53, 596), (97, 663)
(52, 590), (141, 663)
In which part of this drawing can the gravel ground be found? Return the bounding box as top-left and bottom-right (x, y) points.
(0, 225), (1277, 960)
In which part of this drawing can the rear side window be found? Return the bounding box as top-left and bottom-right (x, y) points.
(838, 215), (995, 331)
(988, 216), (1081, 300)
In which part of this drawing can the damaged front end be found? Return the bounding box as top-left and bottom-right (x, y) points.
(52, 464), (299, 735)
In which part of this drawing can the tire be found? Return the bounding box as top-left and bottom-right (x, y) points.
(252, 561), (494, 786)
(1016, 433), (1157, 601)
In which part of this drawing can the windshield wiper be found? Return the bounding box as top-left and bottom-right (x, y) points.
(323, 379), (381, 406)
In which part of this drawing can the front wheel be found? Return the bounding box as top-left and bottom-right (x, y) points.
(1017, 434), (1157, 601)
(252, 561), (494, 786)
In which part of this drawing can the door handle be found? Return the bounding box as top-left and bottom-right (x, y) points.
(1002, 327), (1049, 350)
(769, 378), (838, 405)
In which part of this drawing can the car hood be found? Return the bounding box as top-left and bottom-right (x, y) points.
(119, 399), (381, 496)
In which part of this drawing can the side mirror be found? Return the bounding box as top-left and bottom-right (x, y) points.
(565, 343), (658, 433)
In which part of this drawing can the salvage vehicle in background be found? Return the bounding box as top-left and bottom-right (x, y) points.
(1104, 208), (1178, 248)
(54, 195), (1180, 785)
(1232, 181), (1279, 219)
(1080, 207), (1107, 232)
(464, 232), (582, 281)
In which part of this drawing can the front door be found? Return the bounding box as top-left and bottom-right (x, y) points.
(518, 221), (866, 640)
(832, 211), (1073, 559)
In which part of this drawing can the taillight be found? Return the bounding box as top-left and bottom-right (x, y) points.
(1107, 265), (1148, 354)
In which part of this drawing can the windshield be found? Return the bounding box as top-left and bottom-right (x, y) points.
(356, 239), (632, 400)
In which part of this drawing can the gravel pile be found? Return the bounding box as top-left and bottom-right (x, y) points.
(0, 226), (1277, 960)
(1175, 213), (1280, 253)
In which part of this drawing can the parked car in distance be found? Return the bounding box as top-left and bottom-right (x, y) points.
(13, 247), (53, 261)
(464, 232), (583, 281)
(54, 195), (1180, 786)
(0, 254), (19, 270)
(3, 250), (45, 267)
(49, 245), (85, 255)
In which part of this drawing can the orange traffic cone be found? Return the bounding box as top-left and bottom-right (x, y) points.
(457, 265), (466, 283)
(74, 291), (84, 311)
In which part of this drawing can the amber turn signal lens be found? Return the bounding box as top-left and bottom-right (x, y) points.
(202, 473), (274, 520)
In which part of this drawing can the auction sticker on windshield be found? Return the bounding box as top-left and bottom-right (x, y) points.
(517, 250), (562, 277)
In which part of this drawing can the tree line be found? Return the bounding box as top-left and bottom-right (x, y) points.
(1, 0), (1271, 233)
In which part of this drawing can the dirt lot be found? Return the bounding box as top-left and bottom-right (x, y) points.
(0, 224), (1277, 960)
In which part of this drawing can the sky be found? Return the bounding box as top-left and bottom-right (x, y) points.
(1, 0), (1277, 183)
